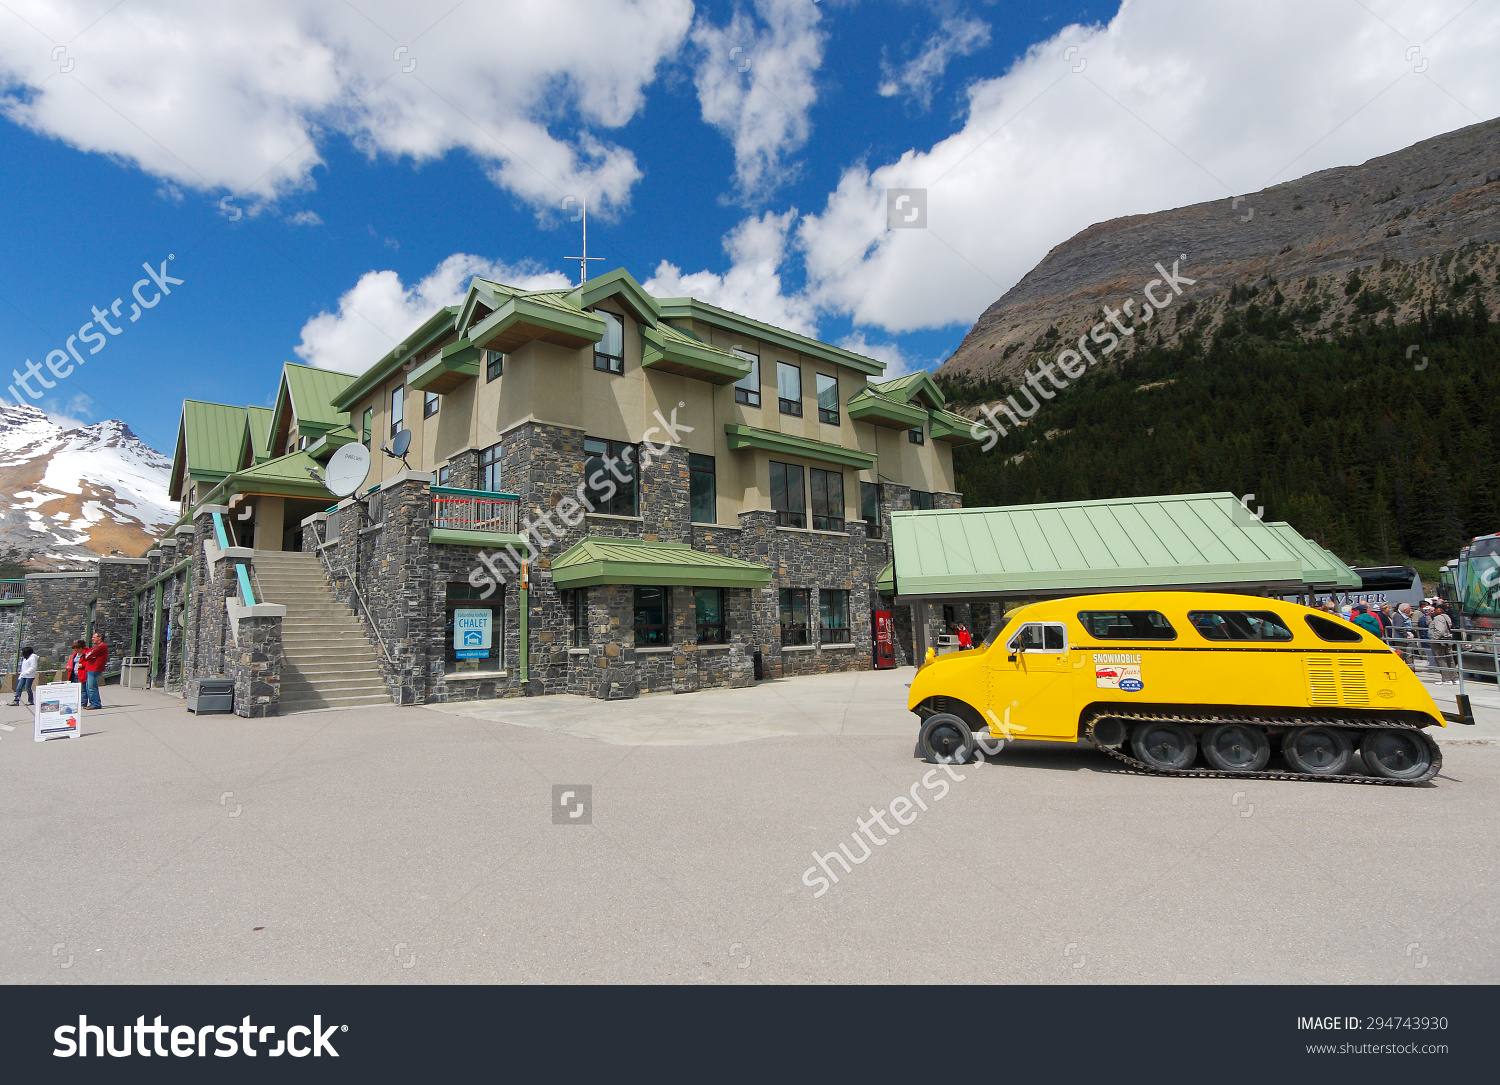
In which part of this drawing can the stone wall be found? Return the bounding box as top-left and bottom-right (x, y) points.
(0, 605), (21, 679)
(21, 573), (94, 676)
(224, 605), (283, 718)
(94, 557), (149, 667)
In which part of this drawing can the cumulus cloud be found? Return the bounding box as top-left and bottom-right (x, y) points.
(295, 254), (572, 374)
(692, 0), (826, 201)
(836, 333), (927, 378)
(44, 393), (97, 432)
(798, 0), (1500, 333)
(644, 209), (818, 334)
(287, 210), (323, 226)
(878, 16), (991, 109)
(0, 0), (694, 214)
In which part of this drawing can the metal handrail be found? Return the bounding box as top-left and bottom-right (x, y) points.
(313, 539), (393, 668)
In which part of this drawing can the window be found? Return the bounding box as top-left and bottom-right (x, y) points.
(816, 373), (839, 425)
(424, 391), (439, 418)
(1077, 611), (1177, 640)
(361, 408), (373, 449)
(634, 586), (670, 646)
(777, 362), (802, 416)
(733, 350), (761, 407)
(437, 465), (451, 486)
(390, 385), (404, 437)
(690, 453), (716, 524)
(780, 588), (810, 646)
(444, 582), (502, 674)
(585, 437), (637, 516)
(1008, 622), (1067, 653)
(860, 481), (881, 538)
(1188, 611), (1294, 641)
(695, 588), (726, 644)
(910, 490), (935, 511)
(1306, 614), (1363, 643)
(809, 467), (844, 532)
(820, 589), (851, 644)
(594, 309), (624, 374)
(908, 425), (925, 445)
(571, 589), (587, 648)
(296, 434), (309, 451)
(769, 460), (806, 528)
(485, 349), (504, 382)
(480, 442), (502, 492)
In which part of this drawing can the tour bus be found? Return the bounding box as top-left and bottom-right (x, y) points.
(1293, 566), (1425, 611)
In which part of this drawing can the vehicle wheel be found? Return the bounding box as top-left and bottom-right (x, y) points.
(1360, 728), (1434, 780)
(921, 713), (974, 764)
(1201, 722), (1271, 772)
(1282, 726), (1353, 775)
(1130, 721), (1197, 771)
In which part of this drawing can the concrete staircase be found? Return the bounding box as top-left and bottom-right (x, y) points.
(250, 550), (392, 713)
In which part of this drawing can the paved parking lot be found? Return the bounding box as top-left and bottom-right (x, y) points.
(2, 670), (1496, 984)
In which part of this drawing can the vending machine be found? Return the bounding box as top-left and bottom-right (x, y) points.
(871, 610), (895, 669)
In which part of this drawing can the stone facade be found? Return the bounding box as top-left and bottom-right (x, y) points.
(94, 557), (149, 666)
(21, 573), (94, 677)
(224, 607), (284, 717)
(0, 604), (21, 680)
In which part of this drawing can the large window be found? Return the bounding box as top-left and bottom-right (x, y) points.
(424, 391), (439, 418)
(769, 460), (806, 528)
(816, 373), (839, 425)
(910, 490), (935, 511)
(444, 582), (502, 674)
(594, 310), (624, 374)
(690, 453), (716, 524)
(860, 481), (881, 538)
(361, 407), (373, 450)
(820, 589), (851, 644)
(777, 362), (802, 416)
(733, 350), (760, 407)
(1188, 611), (1294, 641)
(480, 442), (502, 492)
(585, 437), (637, 516)
(390, 385), (404, 437)
(634, 586), (670, 646)
(809, 467), (844, 532)
(1078, 611), (1177, 640)
(571, 589), (587, 648)
(780, 588), (810, 646)
(695, 588), (726, 644)
(485, 349), (504, 382)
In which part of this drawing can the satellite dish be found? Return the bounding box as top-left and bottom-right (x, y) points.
(323, 442), (371, 498)
(385, 429), (412, 459)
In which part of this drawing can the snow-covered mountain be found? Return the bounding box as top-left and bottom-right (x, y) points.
(0, 404), (175, 567)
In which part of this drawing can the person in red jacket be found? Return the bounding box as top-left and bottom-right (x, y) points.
(82, 632), (108, 710)
(63, 640), (87, 684)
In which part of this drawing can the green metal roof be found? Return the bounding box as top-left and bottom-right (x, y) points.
(870, 370), (945, 408)
(551, 537), (772, 590)
(244, 406), (275, 463)
(171, 400), (249, 499)
(929, 407), (991, 445)
(568, 268), (661, 326)
(223, 448), (337, 501)
(847, 387), (927, 429)
(655, 296), (886, 375)
(330, 306), (460, 412)
(642, 322), (752, 385)
(889, 492), (1336, 600)
(723, 422), (878, 470)
(1265, 522), (1362, 588)
(277, 363), (355, 434)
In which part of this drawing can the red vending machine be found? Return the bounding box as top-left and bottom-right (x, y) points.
(872, 610), (895, 669)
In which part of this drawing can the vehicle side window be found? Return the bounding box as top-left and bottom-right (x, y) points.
(1011, 624), (1044, 651)
(1305, 614), (1363, 643)
(1008, 622), (1066, 652)
(1188, 610), (1294, 641)
(1044, 625), (1065, 651)
(1077, 610), (1176, 640)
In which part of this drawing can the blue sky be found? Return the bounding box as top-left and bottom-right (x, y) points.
(1, 0), (1496, 453)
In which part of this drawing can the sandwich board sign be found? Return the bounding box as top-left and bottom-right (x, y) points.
(453, 608), (492, 661)
(35, 681), (83, 742)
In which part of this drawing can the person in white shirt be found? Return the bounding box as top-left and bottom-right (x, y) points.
(10, 646), (37, 706)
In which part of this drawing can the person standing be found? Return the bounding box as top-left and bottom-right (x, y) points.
(63, 639), (87, 684)
(82, 632), (108, 710)
(1352, 604), (1383, 638)
(1417, 604), (1434, 670)
(956, 623), (973, 650)
(9, 647), (38, 706)
(1429, 604), (1456, 684)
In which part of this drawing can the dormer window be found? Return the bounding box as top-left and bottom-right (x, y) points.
(594, 310), (624, 374)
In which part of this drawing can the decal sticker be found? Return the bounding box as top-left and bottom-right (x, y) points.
(1095, 658), (1144, 692)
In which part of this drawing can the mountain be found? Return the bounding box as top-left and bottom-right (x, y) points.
(939, 116), (1500, 385)
(0, 404), (175, 568)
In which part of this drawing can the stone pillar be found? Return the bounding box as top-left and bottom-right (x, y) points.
(224, 597), (285, 717)
(364, 471), (435, 704)
(587, 584), (637, 699)
(640, 444), (691, 543)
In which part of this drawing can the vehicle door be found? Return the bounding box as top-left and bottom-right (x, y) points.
(988, 621), (1075, 739)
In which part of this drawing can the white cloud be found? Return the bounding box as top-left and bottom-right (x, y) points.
(43, 392), (96, 432)
(878, 16), (991, 109)
(798, 0), (1500, 333)
(836, 333), (927, 378)
(0, 0), (694, 214)
(288, 210), (323, 226)
(294, 254), (571, 374)
(644, 209), (818, 334)
(692, 0), (826, 200)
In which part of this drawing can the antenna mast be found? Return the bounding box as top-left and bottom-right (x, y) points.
(566, 197), (605, 285)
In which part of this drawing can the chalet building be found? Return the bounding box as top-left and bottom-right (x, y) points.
(130, 269), (990, 714)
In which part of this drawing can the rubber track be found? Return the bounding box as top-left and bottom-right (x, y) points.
(1083, 711), (1442, 786)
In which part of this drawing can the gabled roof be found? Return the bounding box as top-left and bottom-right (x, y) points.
(242, 406), (275, 466)
(170, 400), (249, 500)
(567, 268), (660, 326)
(871, 370), (945, 409)
(275, 363), (354, 433)
(224, 447), (338, 501)
(551, 537), (771, 590)
(929, 406), (992, 445)
(847, 386), (927, 429)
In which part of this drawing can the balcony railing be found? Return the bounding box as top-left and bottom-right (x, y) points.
(432, 487), (520, 534)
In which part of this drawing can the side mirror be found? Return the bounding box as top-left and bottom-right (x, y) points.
(1007, 653), (1017, 663)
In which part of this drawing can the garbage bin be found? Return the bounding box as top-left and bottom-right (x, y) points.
(752, 647), (764, 681)
(192, 678), (235, 715)
(121, 656), (150, 689)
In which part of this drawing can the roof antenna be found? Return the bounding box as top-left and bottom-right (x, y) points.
(565, 196), (605, 286)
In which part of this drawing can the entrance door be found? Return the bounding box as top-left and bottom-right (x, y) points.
(987, 621), (1075, 739)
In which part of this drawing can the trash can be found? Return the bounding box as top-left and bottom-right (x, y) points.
(121, 656), (150, 689)
(752, 648), (764, 681)
(192, 678), (235, 715)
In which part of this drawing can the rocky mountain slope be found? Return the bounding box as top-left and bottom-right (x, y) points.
(940, 117), (1500, 386)
(0, 404), (174, 567)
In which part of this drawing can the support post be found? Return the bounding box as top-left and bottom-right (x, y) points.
(914, 598), (929, 664)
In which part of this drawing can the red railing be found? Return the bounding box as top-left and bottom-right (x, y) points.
(431, 487), (520, 534)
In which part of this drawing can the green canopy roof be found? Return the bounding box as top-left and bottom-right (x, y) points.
(1264, 521), (1362, 588)
(170, 400), (249, 499)
(889, 492), (1347, 601)
(551, 537), (771, 589)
